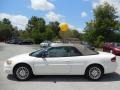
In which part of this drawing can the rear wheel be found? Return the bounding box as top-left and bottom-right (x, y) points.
(85, 65), (103, 80)
(13, 64), (32, 81)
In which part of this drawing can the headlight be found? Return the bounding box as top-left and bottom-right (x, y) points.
(114, 48), (120, 51)
(6, 60), (12, 65)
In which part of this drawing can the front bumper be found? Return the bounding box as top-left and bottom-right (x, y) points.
(4, 62), (13, 75)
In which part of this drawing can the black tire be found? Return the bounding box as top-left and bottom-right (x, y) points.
(13, 64), (33, 81)
(85, 65), (104, 81)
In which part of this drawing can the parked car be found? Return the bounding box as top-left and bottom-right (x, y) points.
(40, 41), (51, 47)
(6, 39), (22, 44)
(19, 40), (33, 45)
(103, 42), (120, 55)
(4, 44), (117, 81)
(5, 40), (12, 44)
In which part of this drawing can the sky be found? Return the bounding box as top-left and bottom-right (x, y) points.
(0, 0), (120, 32)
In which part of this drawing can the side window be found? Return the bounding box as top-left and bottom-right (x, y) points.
(47, 47), (68, 57)
(68, 47), (82, 56)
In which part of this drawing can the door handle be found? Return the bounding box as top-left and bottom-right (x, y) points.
(65, 61), (70, 62)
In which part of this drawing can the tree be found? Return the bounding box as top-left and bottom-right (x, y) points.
(31, 29), (43, 44)
(27, 16), (38, 31)
(12, 26), (20, 38)
(84, 2), (120, 46)
(84, 29), (97, 44)
(37, 18), (46, 32)
(95, 35), (105, 47)
(0, 18), (13, 41)
(20, 16), (83, 43)
(19, 30), (30, 40)
(44, 25), (55, 40)
(48, 21), (60, 37)
(3, 18), (11, 25)
(23, 16), (46, 43)
(26, 16), (46, 33)
(94, 3), (119, 41)
(71, 30), (81, 38)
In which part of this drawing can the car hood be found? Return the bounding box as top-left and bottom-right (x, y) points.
(8, 53), (35, 62)
(114, 46), (120, 49)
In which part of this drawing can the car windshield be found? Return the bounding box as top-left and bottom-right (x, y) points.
(113, 43), (120, 46)
(29, 48), (47, 57)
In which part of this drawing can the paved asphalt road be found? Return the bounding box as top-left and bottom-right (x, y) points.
(0, 43), (120, 90)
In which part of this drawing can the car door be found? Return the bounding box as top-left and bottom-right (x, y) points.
(34, 47), (71, 75)
(64, 46), (86, 75)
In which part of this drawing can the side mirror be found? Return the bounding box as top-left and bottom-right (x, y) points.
(42, 51), (48, 58)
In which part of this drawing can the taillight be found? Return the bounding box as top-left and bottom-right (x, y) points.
(111, 57), (116, 62)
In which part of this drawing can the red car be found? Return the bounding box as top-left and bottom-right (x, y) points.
(103, 42), (120, 55)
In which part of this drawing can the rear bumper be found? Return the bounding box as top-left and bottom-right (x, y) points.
(104, 62), (117, 74)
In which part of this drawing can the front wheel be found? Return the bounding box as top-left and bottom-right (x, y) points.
(13, 65), (32, 81)
(85, 65), (103, 80)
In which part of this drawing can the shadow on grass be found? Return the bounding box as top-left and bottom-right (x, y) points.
(7, 72), (120, 82)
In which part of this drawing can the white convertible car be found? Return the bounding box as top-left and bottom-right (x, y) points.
(4, 43), (117, 81)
